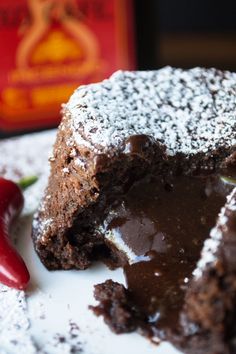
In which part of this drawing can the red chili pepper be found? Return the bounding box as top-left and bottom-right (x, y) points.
(0, 177), (30, 290)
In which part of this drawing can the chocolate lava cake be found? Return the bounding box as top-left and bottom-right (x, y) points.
(32, 67), (236, 354)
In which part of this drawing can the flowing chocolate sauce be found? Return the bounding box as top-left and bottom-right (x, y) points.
(104, 174), (233, 336)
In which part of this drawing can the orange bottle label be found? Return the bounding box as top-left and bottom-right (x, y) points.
(0, 0), (135, 132)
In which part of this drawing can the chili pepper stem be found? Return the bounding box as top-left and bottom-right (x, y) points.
(18, 176), (38, 190)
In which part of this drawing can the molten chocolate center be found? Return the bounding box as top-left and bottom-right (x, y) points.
(104, 175), (232, 334)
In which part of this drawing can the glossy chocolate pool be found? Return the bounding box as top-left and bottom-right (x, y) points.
(103, 175), (233, 335)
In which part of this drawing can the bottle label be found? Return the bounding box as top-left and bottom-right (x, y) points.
(0, 0), (135, 132)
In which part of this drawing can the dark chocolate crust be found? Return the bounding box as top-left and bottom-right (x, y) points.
(32, 67), (236, 354)
(32, 66), (236, 270)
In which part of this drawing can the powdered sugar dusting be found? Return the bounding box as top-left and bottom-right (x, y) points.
(0, 285), (37, 354)
(0, 131), (55, 353)
(32, 216), (53, 243)
(66, 67), (236, 156)
(193, 187), (236, 278)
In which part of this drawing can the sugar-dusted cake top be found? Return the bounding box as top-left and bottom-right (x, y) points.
(194, 186), (236, 279)
(65, 67), (236, 156)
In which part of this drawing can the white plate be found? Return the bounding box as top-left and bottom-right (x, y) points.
(0, 131), (182, 354)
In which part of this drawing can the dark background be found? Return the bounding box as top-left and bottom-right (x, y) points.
(135, 0), (236, 71)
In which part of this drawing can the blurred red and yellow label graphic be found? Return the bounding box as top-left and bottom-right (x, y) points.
(0, 0), (135, 132)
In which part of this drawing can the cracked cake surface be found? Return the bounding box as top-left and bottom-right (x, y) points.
(32, 67), (236, 354)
